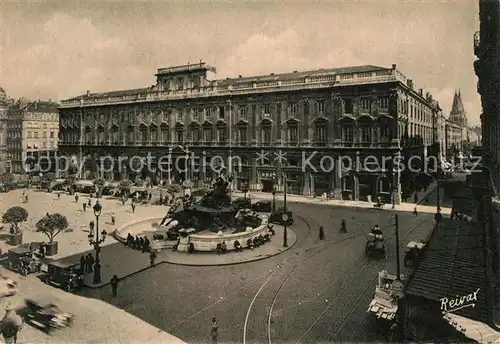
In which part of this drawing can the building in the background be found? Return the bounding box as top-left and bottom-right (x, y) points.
(7, 100), (59, 174)
(58, 62), (439, 203)
(444, 118), (462, 157)
(469, 125), (482, 146)
(0, 87), (11, 174)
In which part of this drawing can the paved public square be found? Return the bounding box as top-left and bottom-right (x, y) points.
(79, 201), (437, 343)
(1, 188), (442, 343)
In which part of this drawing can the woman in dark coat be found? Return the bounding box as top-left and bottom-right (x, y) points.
(319, 226), (325, 240)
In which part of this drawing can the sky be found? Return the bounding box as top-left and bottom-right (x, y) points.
(1, 0), (481, 125)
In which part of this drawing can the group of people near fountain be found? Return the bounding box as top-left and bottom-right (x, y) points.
(216, 224), (275, 254)
(125, 233), (151, 252)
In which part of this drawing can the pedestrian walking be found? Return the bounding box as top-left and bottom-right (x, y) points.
(148, 192), (152, 201)
(121, 197), (126, 206)
(131, 202), (136, 213)
(57, 193), (61, 200)
(142, 237), (150, 253)
(110, 275), (119, 297)
(75, 194), (79, 203)
(80, 255), (86, 275)
(88, 198), (92, 207)
(319, 226), (325, 240)
(340, 219), (347, 233)
(83, 203), (87, 211)
(0, 303), (23, 344)
(210, 317), (218, 344)
(413, 206), (418, 216)
(149, 250), (157, 267)
(111, 213), (115, 225)
(86, 253), (94, 273)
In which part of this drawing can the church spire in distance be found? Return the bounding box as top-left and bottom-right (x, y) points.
(450, 89), (467, 127)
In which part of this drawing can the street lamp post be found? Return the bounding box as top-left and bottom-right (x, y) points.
(227, 98), (234, 200)
(272, 184), (277, 212)
(88, 201), (107, 284)
(167, 147), (172, 185)
(282, 174), (288, 248)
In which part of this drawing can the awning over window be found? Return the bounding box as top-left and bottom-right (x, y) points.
(443, 313), (500, 344)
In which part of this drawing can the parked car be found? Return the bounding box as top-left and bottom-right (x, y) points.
(8, 247), (42, 276)
(24, 298), (74, 334)
(44, 260), (84, 292)
(233, 197), (251, 210)
(269, 210), (294, 226)
(251, 201), (272, 212)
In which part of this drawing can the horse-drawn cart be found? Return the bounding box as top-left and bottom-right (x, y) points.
(365, 233), (387, 259)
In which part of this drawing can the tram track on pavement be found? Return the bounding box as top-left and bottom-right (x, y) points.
(242, 212), (367, 344)
(294, 218), (430, 343)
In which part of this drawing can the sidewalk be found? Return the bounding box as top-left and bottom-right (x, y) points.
(0, 266), (185, 344)
(233, 191), (452, 215)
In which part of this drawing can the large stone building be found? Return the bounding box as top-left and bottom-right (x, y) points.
(0, 87), (10, 174)
(58, 62), (439, 203)
(7, 100), (59, 174)
(473, 0), (500, 333)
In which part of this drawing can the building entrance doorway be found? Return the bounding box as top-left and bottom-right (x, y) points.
(261, 180), (274, 192)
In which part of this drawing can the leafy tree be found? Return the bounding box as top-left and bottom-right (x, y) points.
(2, 207), (28, 233)
(118, 179), (133, 193)
(35, 213), (69, 242)
(92, 177), (106, 189)
(0, 173), (14, 184)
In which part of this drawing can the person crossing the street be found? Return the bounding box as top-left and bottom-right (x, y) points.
(110, 275), (119, 297)
(210, 317), (218, 344)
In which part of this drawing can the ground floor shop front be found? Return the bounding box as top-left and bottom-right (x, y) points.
(58, 145), (403, 203)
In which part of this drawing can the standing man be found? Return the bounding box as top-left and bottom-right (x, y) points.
(86, 253), (95, 273)
(340, 219), (347, 233)
(131, 202), (136, 213)
(110, 275), (119, 297)
(83, 202), (87, 212)
(0, 303), (23, 344)
(75, 194), (79, 203)
(319, 226), (325, 240)
(149, 250), (157, 267)
(210, 317), (218, 344)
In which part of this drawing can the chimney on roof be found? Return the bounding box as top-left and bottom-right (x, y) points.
(270, 73), (275, 76)
(238, 75), (242, 78)
(419, 88), (423, 96)
(392, 64), (396, 69)
(86, 90), (90, 97)
(293, 71), (297, 73)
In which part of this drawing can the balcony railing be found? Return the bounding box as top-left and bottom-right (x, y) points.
(59, 71), (404, 108)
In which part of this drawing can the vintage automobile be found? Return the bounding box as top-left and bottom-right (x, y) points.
(24, 299), (74, 333)
(0, 276), (18, 298)
(44, 261), (84, 292)
(365, 233), (386, 259)
(251, 201), (272, 213)
(403, 241), (426, 268)
(232, 197), (251, 210)
(8, 247), (42, 276)
(269, 210), (294, 226)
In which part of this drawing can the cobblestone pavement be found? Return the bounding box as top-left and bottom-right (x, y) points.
(0, 189), (168, 259)
(79, 203), (439, 343)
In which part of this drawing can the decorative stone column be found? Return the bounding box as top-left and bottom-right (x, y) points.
(251, 156), (258, 191)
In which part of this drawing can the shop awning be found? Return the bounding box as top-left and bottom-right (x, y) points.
(405, 219), (488, 323)
(443, 313), (500, 343)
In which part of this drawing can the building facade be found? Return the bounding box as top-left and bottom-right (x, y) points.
(474, 0), (500, 331)
(7, 100), (59, 174)
(58, 62), (438, 203)
(0, 87), (9, 174)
